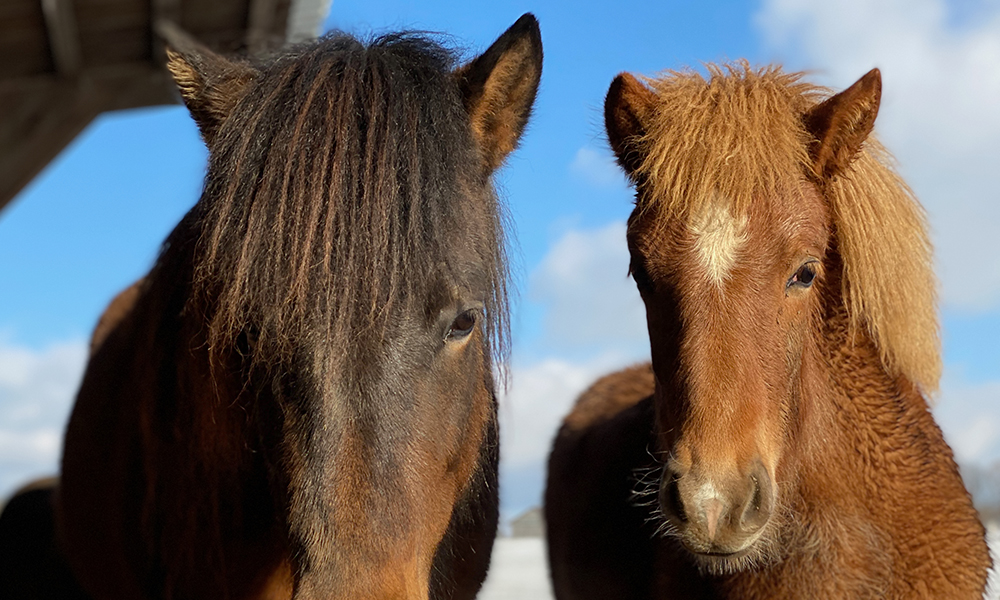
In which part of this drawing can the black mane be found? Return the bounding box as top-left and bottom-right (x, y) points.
(188, 32), (509, 371)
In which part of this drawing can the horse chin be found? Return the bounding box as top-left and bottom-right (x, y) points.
(687, 546), (763, 576)
(678, 532), (778, 577)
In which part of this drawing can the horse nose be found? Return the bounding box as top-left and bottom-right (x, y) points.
(703, 497), (725, 541)
(660, 461), (773, 551)
(738, 462), (772, 534)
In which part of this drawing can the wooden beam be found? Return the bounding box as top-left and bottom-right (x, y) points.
(152, 0), (182, 24)
(286, 0), (331, 44)
(103, 69), (176, 112)
(40, 0), (82, 76)
(0, 84), (98, 213)
(246, 0), (280, 54)
(0, 68), (176, 215)
(153, 19), (201, 55)
(151, 0), (182, 64)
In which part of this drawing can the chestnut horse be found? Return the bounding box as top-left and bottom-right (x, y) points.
(1, 15), (542, 600)
(546, 64), (991, 598)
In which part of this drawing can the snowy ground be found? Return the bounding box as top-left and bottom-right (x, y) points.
(480, 526), (1000, 600)
(479, 538), (554, 600)
(988, 525), (999, 600)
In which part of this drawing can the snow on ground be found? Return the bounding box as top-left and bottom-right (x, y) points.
(479, 527), (1000, 600)
(479, 538), (554, 600)
(988, 525), (999, 600)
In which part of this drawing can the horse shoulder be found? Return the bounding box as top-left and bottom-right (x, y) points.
(560, 363), (655, 434)
(58, 286), (156, 599)
(800, 358), (992, 597)
(89, 279), (144, 355)
(879, 384), (993, 596)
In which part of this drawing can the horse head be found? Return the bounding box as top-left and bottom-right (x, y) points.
(605, 65), (937, 574)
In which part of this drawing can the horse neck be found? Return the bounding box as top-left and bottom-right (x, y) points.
(125, 230), (291, 599)
(782, 261), (979, 562)
(803, 299), (925, 457)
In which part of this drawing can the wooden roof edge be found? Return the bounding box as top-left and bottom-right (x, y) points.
(287, 0), (332, 44)
(0, 0), (332, 216)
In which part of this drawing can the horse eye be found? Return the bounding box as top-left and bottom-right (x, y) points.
(630, 259), (655, 293)
(446, 310), (477, 341)
(788, 263), (817, 289)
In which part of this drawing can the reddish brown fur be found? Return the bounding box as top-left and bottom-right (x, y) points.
(546, 64), (990, 599)
(563, 364), (655, 433)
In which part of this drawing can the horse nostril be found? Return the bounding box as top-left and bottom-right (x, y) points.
(661, 473), (687, 523)
(739, 464), (773, 532)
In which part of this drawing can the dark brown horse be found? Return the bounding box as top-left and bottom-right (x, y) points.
(2, 15), (542, 600)
(0, 278), (149, 599)
(546, 64), (992, 598)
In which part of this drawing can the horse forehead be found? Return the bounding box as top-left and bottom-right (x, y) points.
(686, 193), (749, 286)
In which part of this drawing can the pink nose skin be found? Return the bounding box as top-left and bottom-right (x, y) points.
(703, 497), (724, 542)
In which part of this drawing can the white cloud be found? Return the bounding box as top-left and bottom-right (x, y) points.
(756, 0), (1000, 311)
(568, 145), (626, 188)
(499, 353), (644, 470)
(528, 221), (648, 352)
(0, 339), (87, 500)
(935, 371), (1000, 464)
(495, 223), (651, 510)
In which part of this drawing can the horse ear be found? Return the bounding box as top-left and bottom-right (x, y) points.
(804, 68), (881, 180)
(605, 72), (657, 177)
(455, 13), (543, 173)
(160, 23), (259, 146)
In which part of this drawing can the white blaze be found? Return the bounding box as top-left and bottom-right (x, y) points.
(689, 194), (747, 285)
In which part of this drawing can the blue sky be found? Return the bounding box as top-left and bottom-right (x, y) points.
(1, 0), (998, 520)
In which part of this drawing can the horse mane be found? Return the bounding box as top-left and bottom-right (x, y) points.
(631, 62), (939, 392)
(188, 32), (510, 372)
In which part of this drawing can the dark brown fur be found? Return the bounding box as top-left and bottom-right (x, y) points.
(89, 280), (142, 354)
(0, 282), (142, 599)
(0, 479), (89, 600)
(50, 15), (541, 600)
(546, 65), (990, 598)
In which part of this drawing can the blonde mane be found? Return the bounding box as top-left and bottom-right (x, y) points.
(632, 62), (940, 392)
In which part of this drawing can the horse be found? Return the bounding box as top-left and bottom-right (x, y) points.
(0, 276), (155, 599)
(2, 15), (542, 600)
(88, 279), (143, 354)
(0, 279), (149, 600)
(545, 64), (992, 598)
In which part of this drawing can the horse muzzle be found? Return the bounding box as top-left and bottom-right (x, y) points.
(659, 459), (775, 559)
